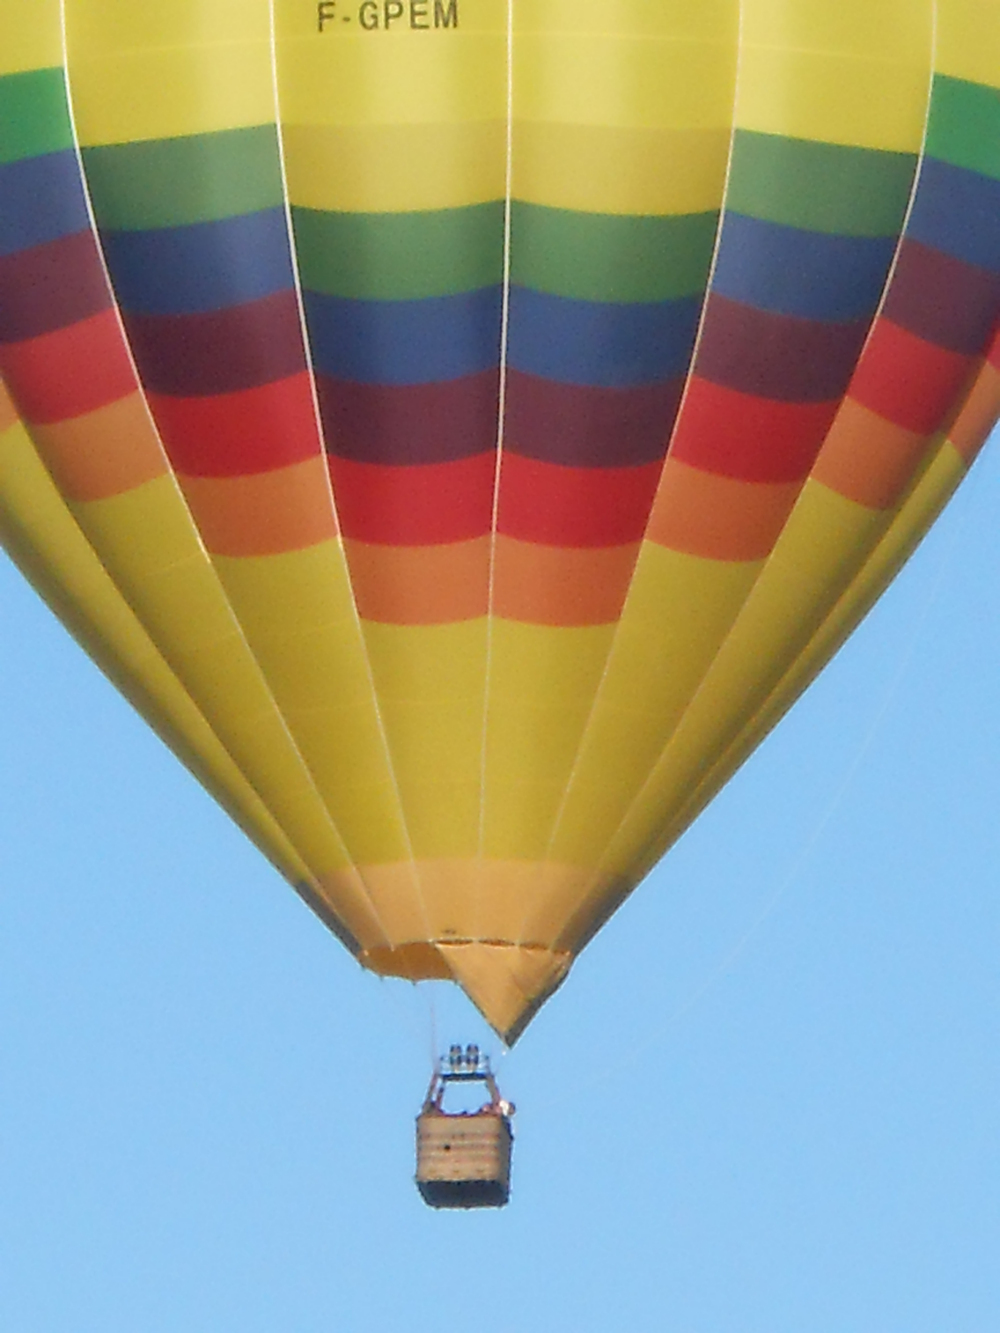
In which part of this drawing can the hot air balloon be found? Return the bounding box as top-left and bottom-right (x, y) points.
(1, 0), (999, 1050)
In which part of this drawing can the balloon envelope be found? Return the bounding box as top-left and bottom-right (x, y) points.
(1, 0), (998, 1039)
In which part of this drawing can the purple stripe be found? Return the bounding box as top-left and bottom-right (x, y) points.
(0, 230), (110, 342)
(883, 239), (1000, 356)
(503, 370), (681, 467)
(317, 371), (500, 464)
(696, 294), (868, 402)
(123, 291), (306, 396)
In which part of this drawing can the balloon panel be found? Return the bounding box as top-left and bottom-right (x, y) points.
(0, 382), (323, 894)
(0, 0), (998, 1039)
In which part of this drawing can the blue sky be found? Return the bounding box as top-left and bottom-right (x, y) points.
(2, 439), (999, 1332)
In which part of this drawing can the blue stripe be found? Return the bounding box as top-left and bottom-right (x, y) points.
(100, 209), (295, 315)
(908, 158), (1000, 273)
(507, 289), (700, 387)
(0, 150), (90, 256)
(303, 288), (501, 384)
(711, 213), (896, 322)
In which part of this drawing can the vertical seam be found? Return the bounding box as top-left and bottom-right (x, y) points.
(532, 0), (748, 903)
(618, 0), (944, 876)
(476, 0), (516, 878)
(57, 0), (372, 944)
(578, 0), (943, 905)
(267, 0), (425, 941)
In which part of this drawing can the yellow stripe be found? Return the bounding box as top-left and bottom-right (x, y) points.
(482, 622), (615, 860)
(64, 0), (273, 144)
(518, 0), (738, 41)
(515, 33), (736, 130)
(62, 478), (377, 892)
(212, 544), (415, 869)
(276, 0), (734, 214)
(592, 484), (886, 905)
(512, 0), (735, 213)
(66, 0), (267, 48)
(736, 0), (933, 151)
(550, 440), (977, 956)
(0, 415), (312, 887)
(546, 548), (760, 866)
(273, 1), (506, 217)
(668, 443), (969, 862)
(937, 0), (1000, 87)
(360, 620), (486, 870)
(490, 620), (614, 706)
(0, 0), (62, 75)
(541, 482), (890, 954)
(275, 25), (507, 126)
(276, 0), (507, 41)
(513, 123), (731, 215)
(281, 121), (505, 211)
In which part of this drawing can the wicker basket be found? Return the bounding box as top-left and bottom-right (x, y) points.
(415, 1109), (513, 1209)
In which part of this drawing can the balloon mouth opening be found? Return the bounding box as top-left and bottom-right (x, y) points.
(360, 941), (572, 1043)
(362, 941), (455, 981)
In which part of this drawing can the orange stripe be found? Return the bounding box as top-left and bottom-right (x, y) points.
(646, 457), (800, 560)
(345, 536), (489, 624)
(178, 456), (338, 556)
(947, 360), (1000, 464)
(0, 380), (17, 432)
(811, 397), (927, 509)
(492, 536), (639, 626)
(28, 393), (167, 501)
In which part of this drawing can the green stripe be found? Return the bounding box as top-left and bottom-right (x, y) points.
(727, 131), (916, 236)
(81, 126), (284, 229)
(293, 202), (717, 303)
(510, 205), (717, 303)
(293, 203), (503, 298)
(0, 68), (73, 165)
(925, 75), (1000, 180)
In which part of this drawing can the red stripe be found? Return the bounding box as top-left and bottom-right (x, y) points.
(147, 373), (324, 477)
(497, 454), (661, 546)
(0, 309), (135, 424)
(329, 454), (495, 545)
(849, 318), (975, 434)
(668, 377), (838, 483)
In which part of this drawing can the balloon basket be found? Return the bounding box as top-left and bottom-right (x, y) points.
(415, 1046), (514, 1209)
